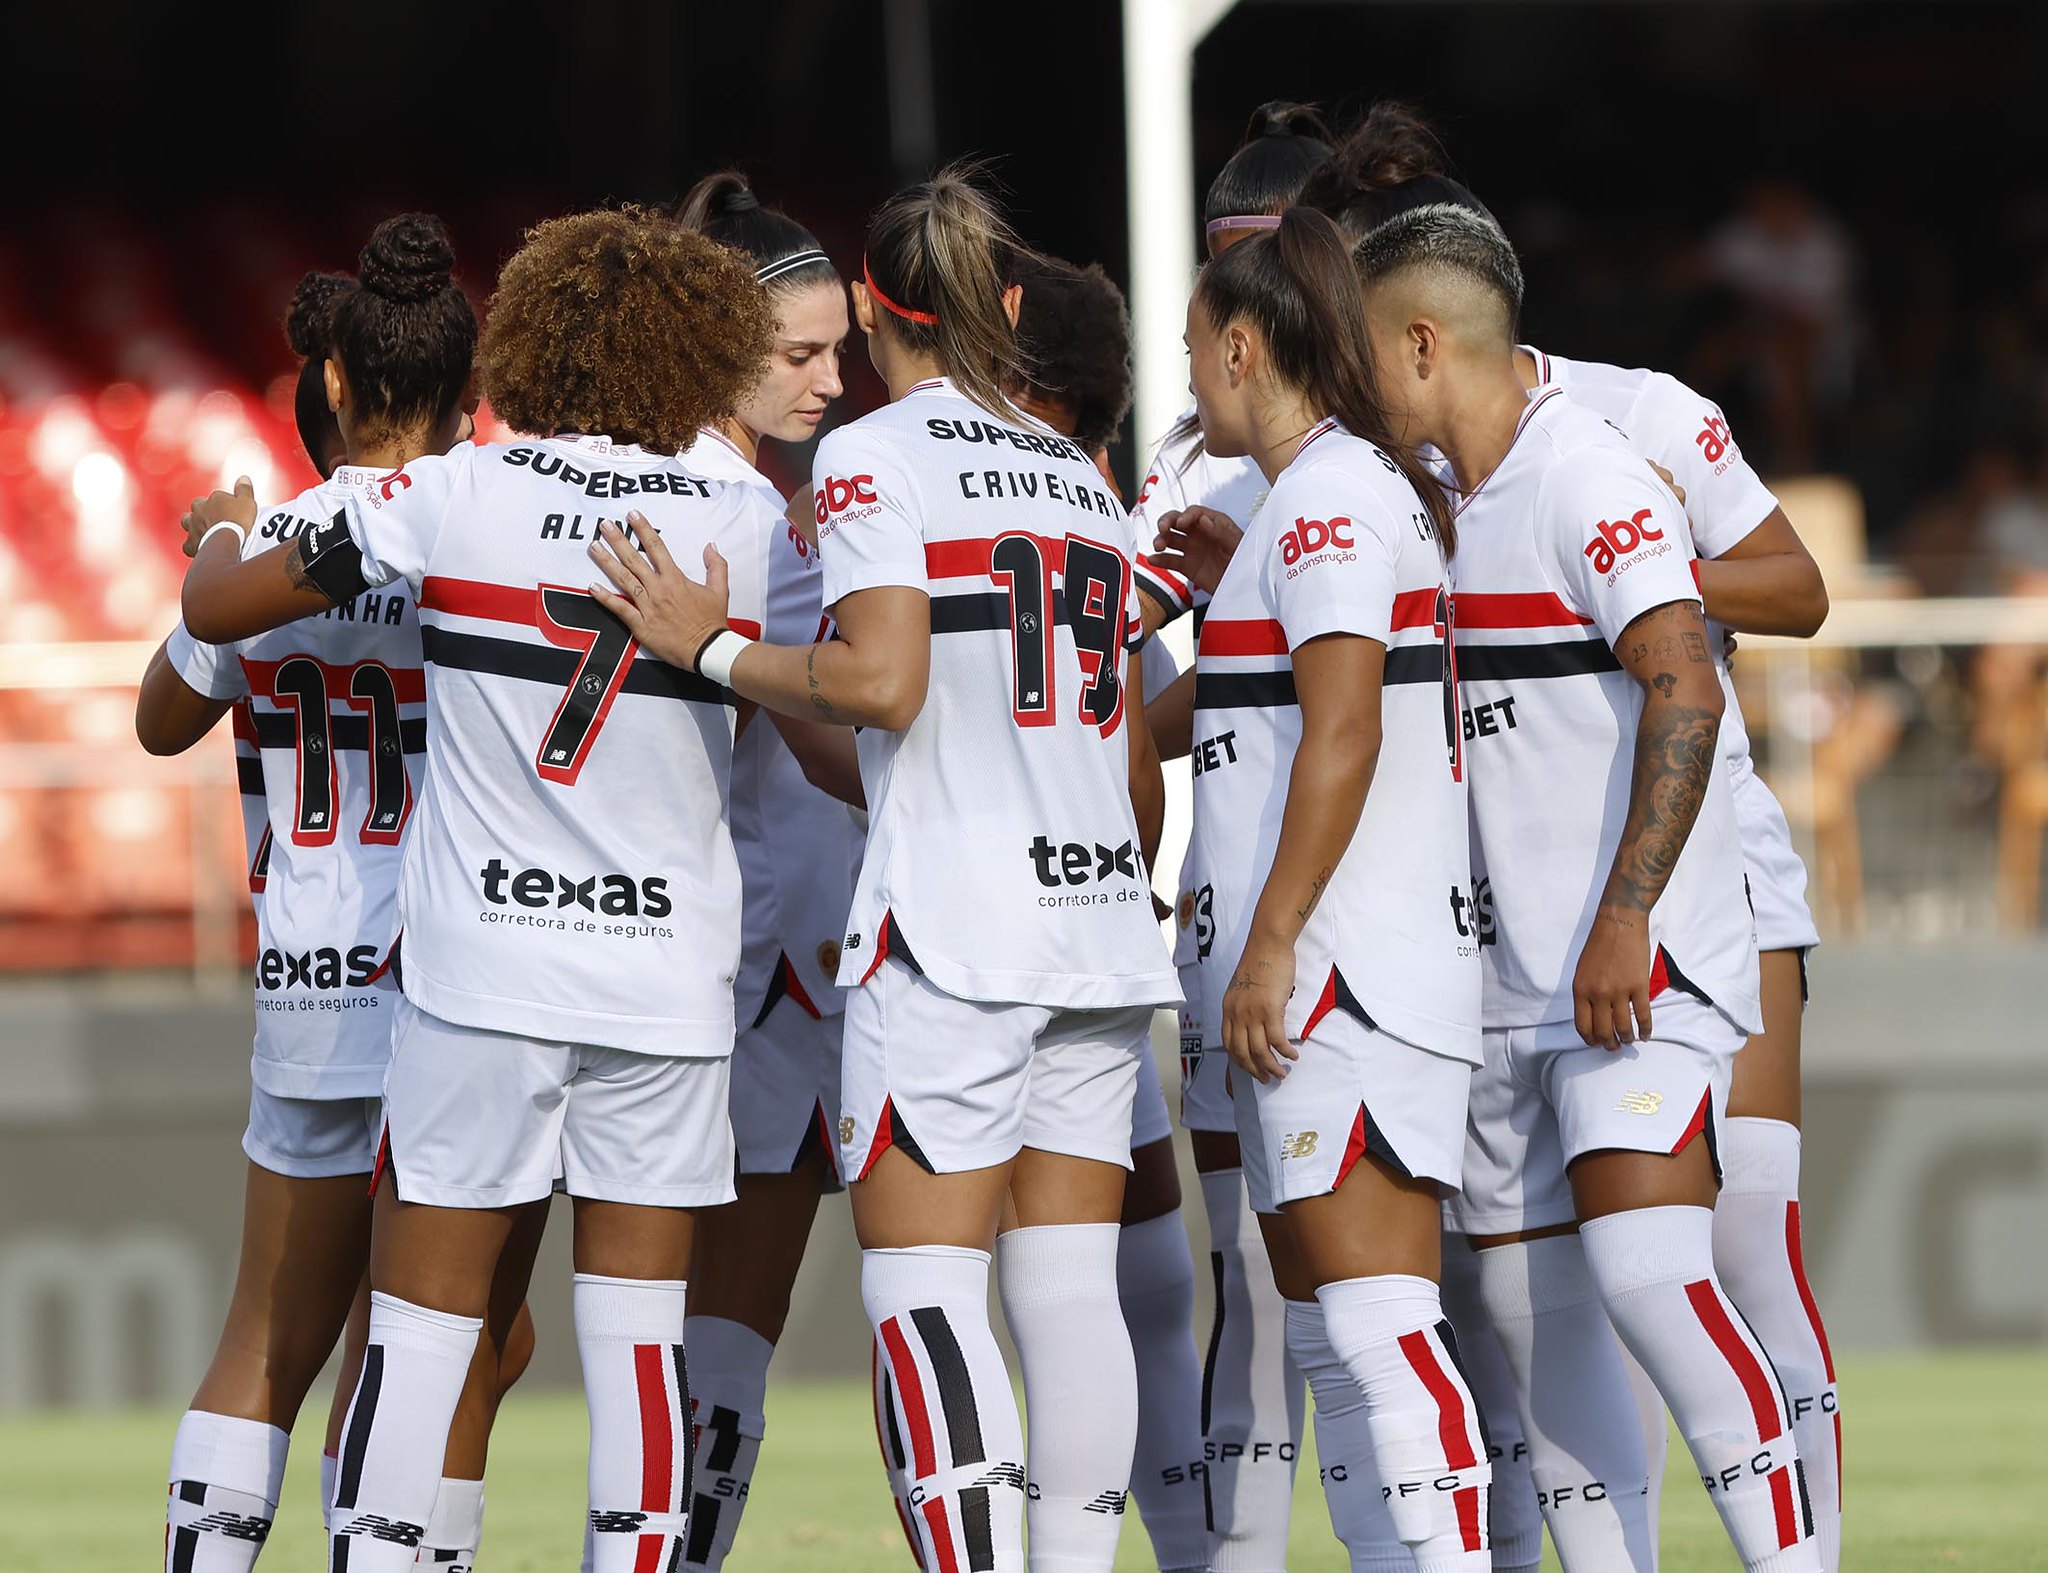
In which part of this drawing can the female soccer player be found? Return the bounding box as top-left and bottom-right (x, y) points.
(587, 167), (1180, 1573)
(1129, 100), (1334, 1573)
(669, 169), (859, 1571)
(1183, 206), (1490, 1573)
(139, 218), (537, 1573)
(177, 208), (782, 1573)
(1304, 102), (1841, 1573)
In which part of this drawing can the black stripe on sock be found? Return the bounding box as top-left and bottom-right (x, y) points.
(1728, 1299), (1797, 1434)
(683, 1495), (720, 1565)
(331, 1534), (351, 1573)
(1433, 1318), (1495, 1458)
(705, 1404), (744, 1473)
(882, 1370), (909, 1470)
(671, 1343), (693, 1511)
(908, 1305), (985, 1468)
(1200, 1250), (1226, 1534)
(1794, 1457), (1816, 1539)
(177, 1480), (208, 1504)
(169, 1526), (199, 1573)
(959, 1485), (996, 1572)
(665, 1534), (687, 1573)
(335, 1343), (384, 1510)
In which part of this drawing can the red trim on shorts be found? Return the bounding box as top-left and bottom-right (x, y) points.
(1396, 1330), (1484, 1552)
(859, 912), (894, 985)
(1647, 948), (1671, 999)
(1787, 1199), (1841, 1508)
(782, 955), (823, 1019)
(1684, 1280), (1784, 1441)
(1333, 1106), (1371, 1193)
(366, 1123), (392, 1199)
(817, 1101), (842, 1184)
(359, 930), (402, 986)
(860, 1099), (899, 1181)
(1670, 1088), (1712, 1156)
(878, 1314), (938, 1477)
(1300, 968), (1339, 1040)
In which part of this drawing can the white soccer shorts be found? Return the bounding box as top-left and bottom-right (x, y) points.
(243, 1086), (382, 1178)
(838, 956), (1151, 1178)
(1176, 962), (1237, 1134)
(1730, 768), (1821, 955)
(1230, 1009), (1473, 1216)
(731, 991), (845, 1189)
(1132, 1029), (1175, 1149)
(380, 995), (736, 1209)
(1445, 997), (1744, 1237)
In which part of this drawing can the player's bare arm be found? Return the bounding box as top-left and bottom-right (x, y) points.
(1573, 597), (1725, 1052)
(179, 479), (353, 643)
(588, 512), (931, 731)
(1146, 665), (1196, 761)
(1145, 504), (1245, 597)
(1223, 632), (1384, 1086)
(134, 642), (234, 756)
(1694, 507), (1830, 637)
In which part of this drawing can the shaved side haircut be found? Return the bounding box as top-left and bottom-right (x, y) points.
(1352, 203), (1526, 339)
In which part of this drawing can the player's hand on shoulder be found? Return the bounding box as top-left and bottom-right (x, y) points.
(181, 476), (258, 559)
(1222, 932), (1300, 1084)
(1149, 504), (1244, 594)
(588, 511), (730, 671)
(1572, 905), (1653, 1052)
(1648, 459), (1687, 511)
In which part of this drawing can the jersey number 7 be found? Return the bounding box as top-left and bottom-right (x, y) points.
(989, 532), (1130, 737)
(535, 586), (639, 785)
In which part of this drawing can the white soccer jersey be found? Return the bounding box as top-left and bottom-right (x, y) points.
(165, 467), (425, 1098)
(687, 427), (862, 1023)
(1450, 389), (1760, 1038)
(334, 433), (777, 1057)
(815, 377), (1176, 1008)
(1189, 421), (1479, 1063)
(1129, 406), (1269, 626)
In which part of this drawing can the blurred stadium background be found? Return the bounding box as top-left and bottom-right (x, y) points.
(2, 0), (2045, 1564)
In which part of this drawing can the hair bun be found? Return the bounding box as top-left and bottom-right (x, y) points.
(359, 213), (457, 305)
(719, 185), (762, 214)
(285, 270), (355, 358)
(1250, 100), (1329, 141)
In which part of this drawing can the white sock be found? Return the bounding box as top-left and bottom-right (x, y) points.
(574, 1275), (692, 1573)
(872, 1335), (929, 1570)
(1580, 1207), (1821, 1573)
(1315, 1274), (1490, 1573)
(1438, 1239), (1542, 1573)
(166, 1410), (290, 1572)
(1116, 1211), (1208, 1573)
(328, 1293), (484, 1572)
(998, 1223), (1135, 1571)
(415, 1477), (484, 1569)
(866, 1245), (1026, 1573)
(677, 1315), (772, 1570)
(1195, 1168), (1304, 1572)
(1621, 1339), (1668, 1569)
(1715, 1118), (1842, 1573)
(1282, 1299), (1409, 1573)
(1475, 1237), (1654, 1570)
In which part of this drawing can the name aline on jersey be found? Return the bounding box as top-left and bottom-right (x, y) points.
(476, 856), (675, 938)
(956, 466), (1122, 520)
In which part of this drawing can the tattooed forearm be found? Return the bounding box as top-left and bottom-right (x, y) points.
(1295, 865), (1334, 924)
(805, 644), (834, 720)
(283, 536), (318, 594)
(1602, 698), (1718, 912)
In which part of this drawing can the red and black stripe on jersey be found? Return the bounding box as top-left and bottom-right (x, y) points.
(1449, 590), (1624, 682)
(1192, 588), (1449, 711)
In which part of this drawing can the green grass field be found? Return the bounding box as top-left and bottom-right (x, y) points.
(7, 1351), (2043, 1571)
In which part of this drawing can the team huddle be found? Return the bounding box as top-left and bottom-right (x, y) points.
(141, 100), (1840, 1573)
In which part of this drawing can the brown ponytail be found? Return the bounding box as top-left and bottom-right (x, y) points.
(862, 164), (1031, 424)
(1194, 207), (1454, 557)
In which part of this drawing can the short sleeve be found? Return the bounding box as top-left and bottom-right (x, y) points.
(1139, 633), (1180, 704)
(1628, 373), (1779, 561)
(164, 618), (247, 701)
(709, 486), (777, 642)
(340, 452), (463, 595)
(1264, 476), (1402, 650)
(762, 502), (827, 646)
(1546, 448), (1702, 647)
(1129, 432), (1201, 623)
(815, 425), (928, 606)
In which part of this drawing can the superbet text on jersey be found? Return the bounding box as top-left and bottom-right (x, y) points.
(1189, 420), (1480, 1062)
(1449, 388), (1760, 1042)
(815, 378), (1177, 1009)
(168, 466), (425, 1098)
(334, 433), (781, 1057)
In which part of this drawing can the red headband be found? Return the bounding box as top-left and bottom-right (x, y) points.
(862, 257), (938, 326)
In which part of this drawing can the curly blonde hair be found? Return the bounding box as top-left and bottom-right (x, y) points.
(481, 207), (773, 453)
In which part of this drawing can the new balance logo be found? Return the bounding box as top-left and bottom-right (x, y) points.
(588, 1510), (650, 1534)
(973, 1462), (1028, 1491)
(1082, 1490), (1128, 1515)
(333, 1515), (424, 1546)
(1279, 1131), (1320, 1160)
(189, 1510), (272, 1543)
(1615, 1090), (1664, 1115)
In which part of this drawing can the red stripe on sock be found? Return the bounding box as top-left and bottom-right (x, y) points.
(1683, 1280), (1783, 1441)
(634, 1343), (674, 1511)
(921, 1496), (962, 1573)
(1767, 1465), (1798, 1549)
(895, 1497), (928, 1571)
(1454, 1484), (1483, 1552)
(632, 1532), (665, 1573)
(1399, 1325), (1484, 1548)
(879, 1315), (939, 1479)
(1833, 1413), (1843, 1512)
(1786, 1202), (1836, 1383)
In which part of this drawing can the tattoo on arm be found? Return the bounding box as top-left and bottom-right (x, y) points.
(805, 644), (834, 719)
(1295, 865), (1333, 924)
(1604, 698), (1718, 912)
(284, 536), (318, 594)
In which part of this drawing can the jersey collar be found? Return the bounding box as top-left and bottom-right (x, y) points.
(903, 376), (951, 399)
(1294, 417), (1341, 459)
(1451, 385), (1564, 518)
(328, 464), (392, 490)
